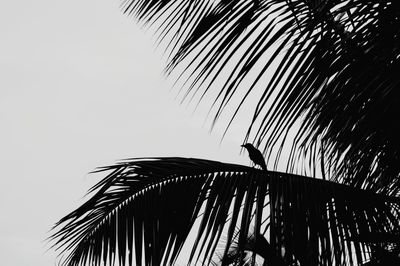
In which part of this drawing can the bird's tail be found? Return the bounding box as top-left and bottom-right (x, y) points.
(261, 160), (267, 171)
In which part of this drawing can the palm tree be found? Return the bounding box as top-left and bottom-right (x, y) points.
(51, 0), (400, 265)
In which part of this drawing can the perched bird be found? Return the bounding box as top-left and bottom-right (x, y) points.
(241, 143), (267, 171)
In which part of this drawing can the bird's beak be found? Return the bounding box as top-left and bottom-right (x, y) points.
(240, 144), (245, 147)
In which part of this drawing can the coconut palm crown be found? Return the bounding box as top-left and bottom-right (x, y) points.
(50, 0), (400, 265)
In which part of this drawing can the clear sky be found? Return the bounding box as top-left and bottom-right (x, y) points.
(0, 0), (250, 265)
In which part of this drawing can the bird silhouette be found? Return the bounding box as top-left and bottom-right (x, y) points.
(241, 143), (267, 171)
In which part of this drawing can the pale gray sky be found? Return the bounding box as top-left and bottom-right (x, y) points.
(0, 1), (249, 265)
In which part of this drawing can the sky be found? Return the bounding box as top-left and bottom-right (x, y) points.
(0, 1), (250, 265)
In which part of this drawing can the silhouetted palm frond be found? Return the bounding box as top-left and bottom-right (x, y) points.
(51, 157), (400, 266)
(122, 0), (400, 195)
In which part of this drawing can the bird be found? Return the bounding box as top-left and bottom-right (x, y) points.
(241, 143), (267, 171)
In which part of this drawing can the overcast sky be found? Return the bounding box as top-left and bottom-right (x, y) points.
(0, 1), (251, 265)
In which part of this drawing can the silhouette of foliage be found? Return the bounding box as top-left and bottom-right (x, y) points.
(51, 158), (400, 265)
(51, 0), (400, 265)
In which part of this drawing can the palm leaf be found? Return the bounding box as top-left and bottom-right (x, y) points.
(51, 157), (400, 265)
(121, 0), (400, 195)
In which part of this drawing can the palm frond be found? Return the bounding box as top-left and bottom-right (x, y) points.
(122, 0), (400, 194)
(51, 157), (400, 265)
